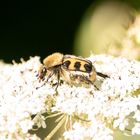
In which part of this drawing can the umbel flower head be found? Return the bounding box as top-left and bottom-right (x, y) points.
(0, 54), (140, 140)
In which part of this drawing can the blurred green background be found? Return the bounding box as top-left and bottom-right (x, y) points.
(0, 0), (140, 62)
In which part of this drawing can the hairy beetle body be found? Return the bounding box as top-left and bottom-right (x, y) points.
(38, 52), (108, 89)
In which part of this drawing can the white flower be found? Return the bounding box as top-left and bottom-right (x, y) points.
(0, 57), (51, 139)
(0, 54), (140, 140)
(132, 123), (140, 135)
(64, 120), (113, 140)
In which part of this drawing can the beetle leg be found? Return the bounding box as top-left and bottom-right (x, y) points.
(55, 71), (60, 90)
(96, 72), (109, 78)
(36, 71), (54, 90)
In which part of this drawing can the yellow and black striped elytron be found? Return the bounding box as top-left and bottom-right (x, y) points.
(38, 52), (108, 88)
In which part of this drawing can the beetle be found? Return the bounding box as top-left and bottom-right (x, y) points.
(38, 52), (109, 89)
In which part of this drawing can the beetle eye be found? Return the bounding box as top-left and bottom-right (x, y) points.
(84, 63), (92, 73)
(42, 67), (47, 73)
(63, 60), (71, 69)
(39, 67), (47, 79)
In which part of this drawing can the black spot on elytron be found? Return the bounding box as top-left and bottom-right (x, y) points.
(84, 63), (92, 73)
(63, 60), (71, 69)
(74, 62), (81, 70)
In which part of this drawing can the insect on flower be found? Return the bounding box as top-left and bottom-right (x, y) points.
(38, 52), (109, 89)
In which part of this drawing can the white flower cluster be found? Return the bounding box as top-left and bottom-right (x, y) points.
(53, 55), (140, 139)
(0, 57), (55, 140)
(0, 55), (140, 140)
